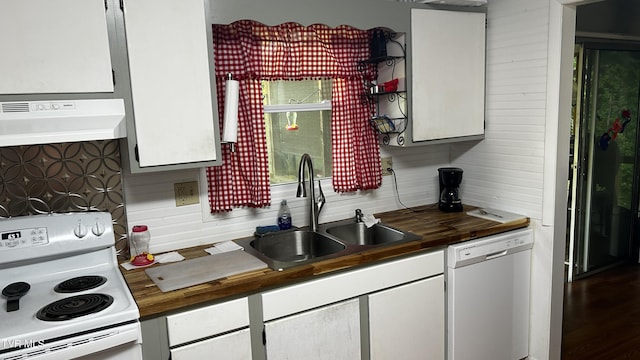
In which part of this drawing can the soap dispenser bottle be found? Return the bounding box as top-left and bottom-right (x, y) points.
(277, 200), (292, 230)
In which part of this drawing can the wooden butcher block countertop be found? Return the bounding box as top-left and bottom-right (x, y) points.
(122, 204), (529, 319)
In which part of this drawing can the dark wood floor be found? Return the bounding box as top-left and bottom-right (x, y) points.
(562, 263), (640, 359)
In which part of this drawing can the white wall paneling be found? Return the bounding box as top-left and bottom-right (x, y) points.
(450, 0), (577, 359)
(451, 0), (550, 220)
(450, 1), (569, 359)
(124, 145), (448, 253)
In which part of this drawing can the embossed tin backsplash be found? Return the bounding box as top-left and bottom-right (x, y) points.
(0, 140), (128, 255)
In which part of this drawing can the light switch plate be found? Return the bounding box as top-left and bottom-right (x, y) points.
(174, 181), (199, 206)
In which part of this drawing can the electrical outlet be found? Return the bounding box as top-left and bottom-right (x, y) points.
(381, 157), (393, 176)
(174, 181), (199, 206)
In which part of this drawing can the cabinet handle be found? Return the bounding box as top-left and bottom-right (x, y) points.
(262, 326), (267, 345)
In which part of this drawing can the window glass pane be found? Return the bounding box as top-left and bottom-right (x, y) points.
(265, 110), (332, 184)
(262, 80), (333, 185)
(263, 80), (332, 105)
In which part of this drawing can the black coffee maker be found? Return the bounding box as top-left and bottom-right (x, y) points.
(438, 167), (463, 212)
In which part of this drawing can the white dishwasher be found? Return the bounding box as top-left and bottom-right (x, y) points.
(447, 228), (533, 360)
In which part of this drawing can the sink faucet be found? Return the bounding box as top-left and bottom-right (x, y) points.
(296, 154), (325, 232)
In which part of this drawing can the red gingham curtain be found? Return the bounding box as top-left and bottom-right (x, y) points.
(207, 20), (382, 212)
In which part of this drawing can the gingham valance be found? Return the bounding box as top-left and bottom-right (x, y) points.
(207, 20), (382, 212)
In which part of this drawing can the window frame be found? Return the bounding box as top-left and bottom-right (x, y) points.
(263, 101), (332, 113)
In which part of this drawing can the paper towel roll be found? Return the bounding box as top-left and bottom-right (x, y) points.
(222, 79), (239, 143)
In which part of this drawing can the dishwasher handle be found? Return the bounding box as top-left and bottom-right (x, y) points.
(485, 249), (508, 260)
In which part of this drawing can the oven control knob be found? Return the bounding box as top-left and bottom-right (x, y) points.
(73, 223), (88, 238)
(92, 222), (106, 236)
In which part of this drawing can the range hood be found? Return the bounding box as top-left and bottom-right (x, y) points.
(0, 99), (126, 147)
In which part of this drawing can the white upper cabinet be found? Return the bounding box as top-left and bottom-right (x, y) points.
(0, 0), (114, 94)
(122, 0), (220, 170)
(410, 8), (486, 143)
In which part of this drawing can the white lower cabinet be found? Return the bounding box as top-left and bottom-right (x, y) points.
(264, 299), (361, 360)
(141, 250), (445, 360)
(260, 250), (444, 360)
(368, 276), (445, 360)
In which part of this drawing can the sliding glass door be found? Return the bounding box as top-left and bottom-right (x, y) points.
(569, 46), (640, 279)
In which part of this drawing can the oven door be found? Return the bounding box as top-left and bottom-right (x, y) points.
(0, 322), (142, 360)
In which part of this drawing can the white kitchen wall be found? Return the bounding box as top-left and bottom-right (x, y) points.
(451, 0), (550, 220)
(454, 1), (556, 357)
(124, 145), (449, 253)
(451, 1), (574, 359)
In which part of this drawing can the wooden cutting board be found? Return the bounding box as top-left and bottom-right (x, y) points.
(145, 250), (267, 292)
(466, 208), (527, 224)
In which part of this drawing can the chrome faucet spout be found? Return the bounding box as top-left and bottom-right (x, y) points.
(297, 157), (308, 197)
(295, 182), (305, 198)
(296, 153), (323, 232)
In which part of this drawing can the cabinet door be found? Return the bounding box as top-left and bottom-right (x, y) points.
(410, 9), (485, 142)
(171, 328), (252, 360)
(122, 0), (219, 168)
(0, 0), (113, 94)
(264, 299), (361, 360)
(368, 275), (445, 360)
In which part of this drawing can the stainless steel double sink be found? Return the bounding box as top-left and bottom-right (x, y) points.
(234, 219), (421, 271)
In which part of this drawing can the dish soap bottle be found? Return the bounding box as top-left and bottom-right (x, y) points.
(277, 200), (292, 230)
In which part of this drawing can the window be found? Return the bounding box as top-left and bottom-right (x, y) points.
(262, 80), (333, 184)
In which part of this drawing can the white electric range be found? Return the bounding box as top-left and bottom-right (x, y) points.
(0, 212), (142, 360)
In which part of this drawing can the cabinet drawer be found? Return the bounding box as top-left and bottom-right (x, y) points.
(170, 328), (252, 360)
(262, 250), (443, 321)
(166, 297), (249, 346)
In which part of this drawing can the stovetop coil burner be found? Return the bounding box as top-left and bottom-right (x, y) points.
(54, 275), (107, 293)
(37, 294), (114, 321)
